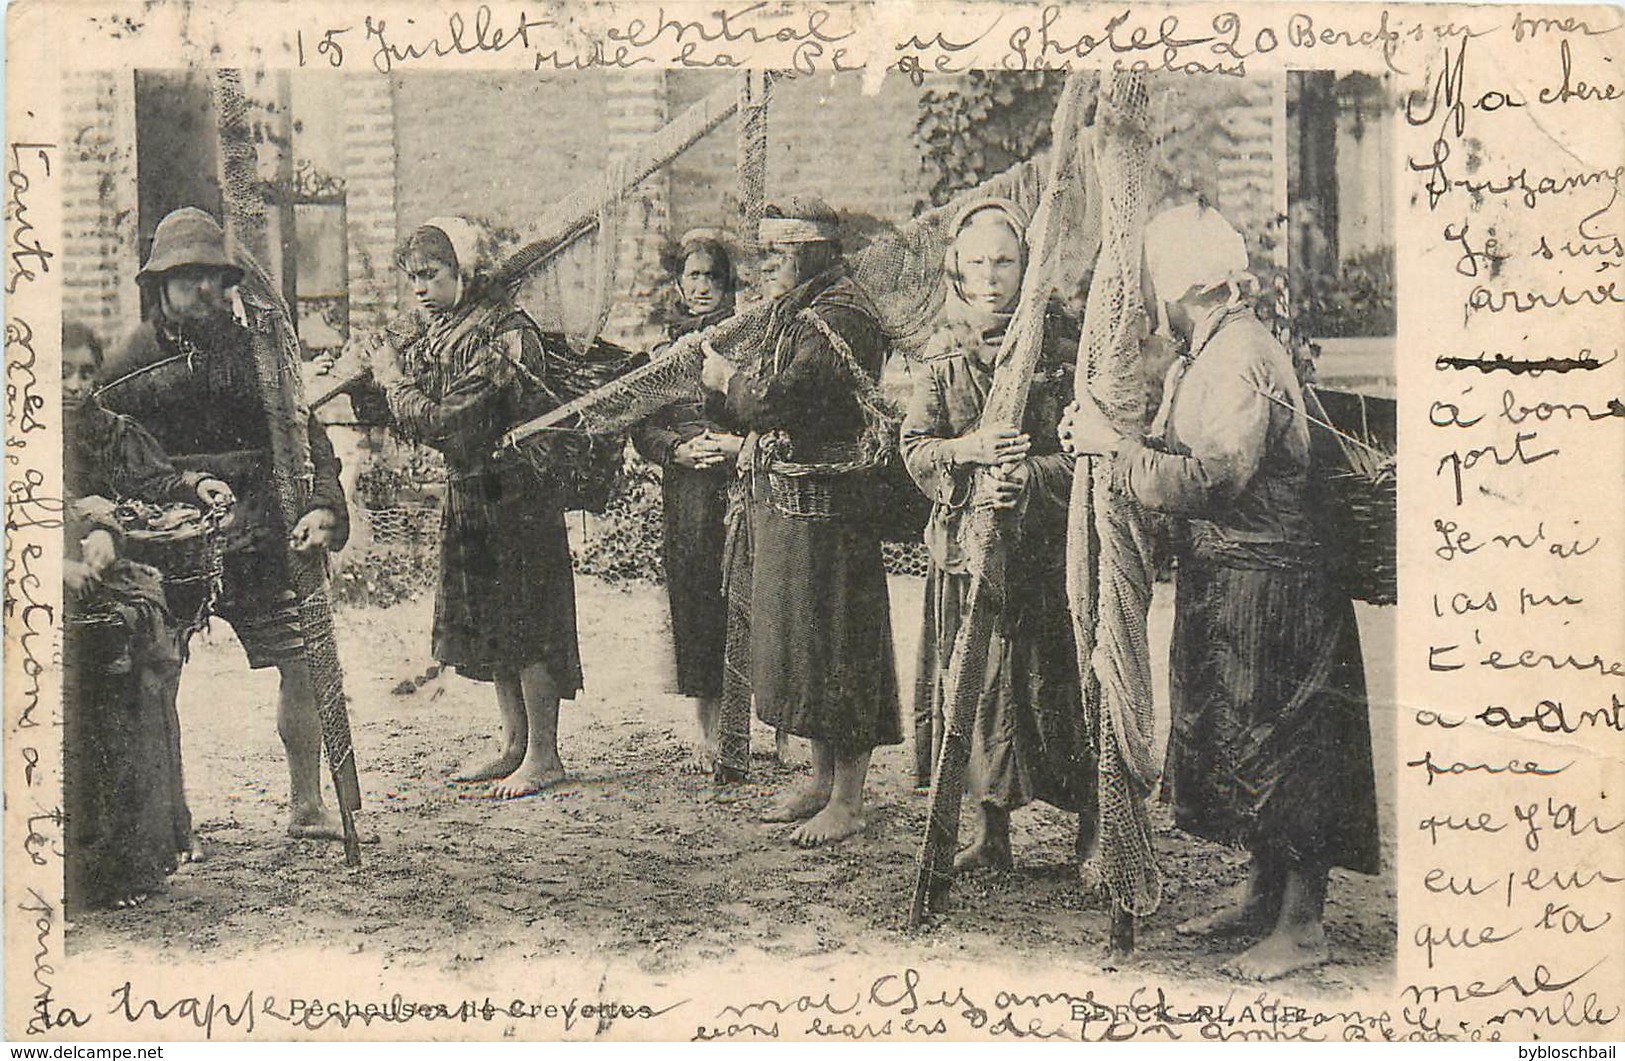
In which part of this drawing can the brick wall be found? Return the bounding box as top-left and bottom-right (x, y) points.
(665, 70), (928, 244)
(601, 71), (670, 350)
(340, 76), (399, 336)
(61, 70), (140, 340)
(64, 72), (1284, 355)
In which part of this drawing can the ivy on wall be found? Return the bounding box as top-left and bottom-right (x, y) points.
(913, 71), (1069, 211)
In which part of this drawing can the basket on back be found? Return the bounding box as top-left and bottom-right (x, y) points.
(1305, 386), (1397, 606)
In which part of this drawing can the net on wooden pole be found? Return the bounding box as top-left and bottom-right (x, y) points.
(213, 68), (364, 865)
(1069, 70), (1162, 918)
(909, 72), (1102, 923)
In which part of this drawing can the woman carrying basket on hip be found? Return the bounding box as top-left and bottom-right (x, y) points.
(62, 320), (234, 911)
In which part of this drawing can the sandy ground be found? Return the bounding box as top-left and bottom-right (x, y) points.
(69, 573), (1397, 992)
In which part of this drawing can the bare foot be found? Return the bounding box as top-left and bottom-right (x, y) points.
(790, 803), (866, 847)
(489, 765), (567, 800)
(691, 740), (719, 775)
(112, 892), (149, 910)
(287, 807), (347, 841)
(712, 761), (748, 786)
(180, 833), (207, 864)
(761, 782), (831, 822)
(954, 832), (1014, 872)
(1222, 925), (1330, 981)
(451, 751), (523, 783)
(1078, 858), (1108, 897)
(1177, 900), (1276, 939)
(1176, 881), (1278, 938)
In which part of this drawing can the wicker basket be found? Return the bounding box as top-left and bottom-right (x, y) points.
(1306, 388), (1396, 606)
(122, 513), (226, 588)
(760, 434), (882, 522)
(766, 466), (844, 520)
(64, 606), (125, 630)
(1324, 468), (1397, 606)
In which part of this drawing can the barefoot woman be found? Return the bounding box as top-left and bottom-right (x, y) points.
(699, 197), (901, 846)
(632, 231), (744, 774)
(1061, 204), (1380, 979)
(62, 321), (234, 909)
(902, 200), (1095, 873)
(371, 218), (583, 799)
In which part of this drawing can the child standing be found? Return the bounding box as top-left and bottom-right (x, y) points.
(369, 218), (583, 799)
(62, 321), (232, 909)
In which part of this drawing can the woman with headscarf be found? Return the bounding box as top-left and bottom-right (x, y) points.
(368, 218), (584, 799)
(1060, 203), (1380, 980)
(61, 320), (233, 910)
(631, 232), (747, 772)
(902, 200), (1095, 872)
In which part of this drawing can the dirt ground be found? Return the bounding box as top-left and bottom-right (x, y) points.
(69, 572), (1397, 993)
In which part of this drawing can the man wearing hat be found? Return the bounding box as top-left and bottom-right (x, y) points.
(102, 207), (353, 841)
(699, 195), (901, 847)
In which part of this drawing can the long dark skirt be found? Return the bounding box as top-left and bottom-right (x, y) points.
(748, 487), (902, 753)
(660, 463), (729, 699)
(63, 577), (192, 913)
(1161, 556), (1381, 875)
(434, 464), (583, 691)
(915, 564), (1094, 812)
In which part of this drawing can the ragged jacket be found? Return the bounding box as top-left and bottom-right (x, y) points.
(723, 267), (888, 466)
(64, 397), (208, 563)
(1114, 306), (1314, 564)
(104, 318), (349, 553)
(900, 309), (1077, 575)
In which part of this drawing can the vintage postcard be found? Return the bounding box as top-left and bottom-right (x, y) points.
(5, 0), (1622, 1044)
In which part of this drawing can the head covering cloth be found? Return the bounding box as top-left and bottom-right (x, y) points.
(663, 227), (738, 334)
(757, 195), (841, 246)
(403, 216), (497, 315)
(1142, 202), (1253, 339)
(941, 196), (1032, 339)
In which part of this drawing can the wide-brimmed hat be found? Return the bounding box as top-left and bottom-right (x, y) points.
(136, 207), (244, 286)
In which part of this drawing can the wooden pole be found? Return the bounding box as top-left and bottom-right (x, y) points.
(909, 73), (1096, 927)
(214, 68), (364, 866)
(310, 75), (748, 412)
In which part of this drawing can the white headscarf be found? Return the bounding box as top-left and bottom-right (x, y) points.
(421, 216), (495, 309)
(1143, 203), (1253, 337)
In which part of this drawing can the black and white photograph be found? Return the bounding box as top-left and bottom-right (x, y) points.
(52, 60), (1398, 985)
(8, 0), (1621, 1045)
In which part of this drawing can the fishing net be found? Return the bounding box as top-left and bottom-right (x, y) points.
(502, 151), (1067, 449)
(909, 72), (1103, 922)
(516, 153), (627, 358)
(1069, 71), (1162, 917)
(213, 69), (364, 862)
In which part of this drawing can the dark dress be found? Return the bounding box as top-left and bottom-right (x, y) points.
(1114, 306), (1381, 874)
(723, 267), (902, 752)
(631, 303), (739, 699)
(902, 312), (1093, 810)
(382, 294), (583, 690)
(104, 316), (349, 668)
(62, 400), (203, 912)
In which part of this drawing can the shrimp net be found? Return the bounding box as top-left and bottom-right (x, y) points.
(213, 69), (363, 862)
(1069, 72), (1163, 917)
